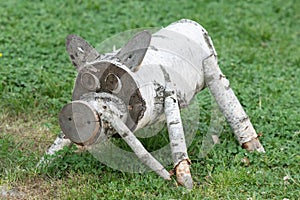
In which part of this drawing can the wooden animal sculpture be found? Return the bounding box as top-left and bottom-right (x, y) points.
(39, 19), (265, 189)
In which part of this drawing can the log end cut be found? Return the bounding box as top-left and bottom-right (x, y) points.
(242, 138), (265, 153)
(175, 159), (193, 189)
(59, 100), (100, 145)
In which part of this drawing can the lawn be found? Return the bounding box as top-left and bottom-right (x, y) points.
(0, 0), (299, 199)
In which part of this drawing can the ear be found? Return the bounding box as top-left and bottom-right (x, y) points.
(115, 30), (151, 72)
(66, 34), (101, 71)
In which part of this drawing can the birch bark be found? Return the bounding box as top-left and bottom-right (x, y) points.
(37, 133), (72, 167)
(164, 83), (193, 189)
(203, 54), (265, 152)
(101, 108), (171, 180)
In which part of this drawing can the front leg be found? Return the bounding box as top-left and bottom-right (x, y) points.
(164, 83), (193, 189)
(37, 132), (72, 168)
(101, 108), (171, 181)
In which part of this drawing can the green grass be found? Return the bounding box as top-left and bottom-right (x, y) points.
(1, 0), (300, 199)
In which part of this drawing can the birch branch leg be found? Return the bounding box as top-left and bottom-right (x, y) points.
(37, 132), (72, 168)
(164, 83), (193, 189)
(101, 109), (171, 180)
(203, 54), (265, 152)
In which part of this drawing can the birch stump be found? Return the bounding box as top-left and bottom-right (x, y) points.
(39, 19), (265, 188)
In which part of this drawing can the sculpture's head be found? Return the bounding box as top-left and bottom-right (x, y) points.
(59, 32), (151, 145)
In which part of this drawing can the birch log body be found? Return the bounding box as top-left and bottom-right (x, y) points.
(70, 19), (211, 134)
(59, 18), (264, 151)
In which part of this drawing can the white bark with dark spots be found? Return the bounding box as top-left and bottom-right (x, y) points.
(37, 133), (72, 167)
(101, 107), (171, 180)
(164, 83), (193, 189)
(203, 54), (265, 152)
